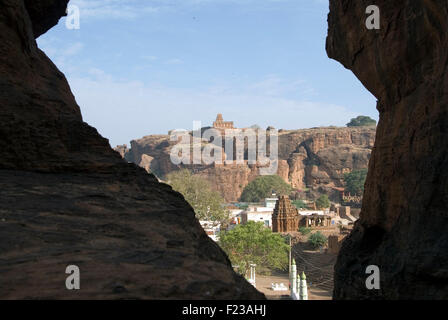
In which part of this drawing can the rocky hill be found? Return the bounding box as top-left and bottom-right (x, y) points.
(0, 0), (263, 299)
(118, 127), (376, 202)
(328, 0), (448, 299)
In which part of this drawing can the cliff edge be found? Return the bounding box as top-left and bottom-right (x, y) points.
(0, 0), (264, 299)
(123, 127), (375, 202)
(327, 0), (448, 299)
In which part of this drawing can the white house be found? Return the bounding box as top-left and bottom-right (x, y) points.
(239, 197), (279, 228)
(199, 221), (221, 242)
(298, 210), (329, 216)
(264, 197), (278, 209)
(241, 206), (273, 228)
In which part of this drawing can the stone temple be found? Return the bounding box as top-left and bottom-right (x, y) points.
(213, 113), (235, 130)
(272, 195), (301, 233)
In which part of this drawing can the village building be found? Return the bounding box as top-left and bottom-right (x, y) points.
(299, 214), (333, 228)
(329, 204), (358, 225)
(337, 206), (357, 222)
(328, 235), (343, 254)
(239, 197), (278, 229)
(297, 209), (329, 216)
(228, 208), (244, 227)
(241, 206), (274, 228)
(199, 221), (221, 242)
(297, 209), (333, 227)
(264, 197), (278, 209)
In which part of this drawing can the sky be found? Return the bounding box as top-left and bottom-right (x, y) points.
(37, 0), (378, 147)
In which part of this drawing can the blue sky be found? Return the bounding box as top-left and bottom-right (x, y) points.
(37, 0), (378, 147)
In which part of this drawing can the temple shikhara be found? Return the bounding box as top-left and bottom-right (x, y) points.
(213, 113), (235, 130)
(272, 196), (301, 233)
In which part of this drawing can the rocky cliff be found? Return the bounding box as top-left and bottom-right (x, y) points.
(0, 0), (263, 299)
(120, 127), (375, 202)
(327, 0), (448, 299)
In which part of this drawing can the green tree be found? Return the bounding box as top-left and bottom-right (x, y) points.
(292, 199), (307, 209)
(166, 169), (229, 225)
(344, 169), (368, 195)
(315, 195), (330, 209)
(219, 221), (289, 276)
(299, 226), (312, 236)
(240, 175), (293, 202)
(346, 116), (377, 127)
(308, 232), (328, 250)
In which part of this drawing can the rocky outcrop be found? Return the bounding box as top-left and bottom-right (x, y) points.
(327, 0), (448, 299)
(24, 0), (69, 37)
(1, 0), (124, 173)
(121, 127), (375, 202)
(0, 0), (263, 299)
(278, 127), (375, 194)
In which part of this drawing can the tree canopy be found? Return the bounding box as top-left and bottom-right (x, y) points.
(240, 175), (293, 202)
(292, 199), (307, 209)
(299, 226), (312, 236)
(219, 221), (289, 276)
(346, 116), (377, 127)
(344, 169), (368, 195)
(315, 194), (331, 209)
(166, 169), (229, 224)
(308, 232), (328, 250)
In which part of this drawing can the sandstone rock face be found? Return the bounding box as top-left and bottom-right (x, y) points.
(0, 0), (263, 299)
(327, 0), (448, 299)
(1, 0), (124, 173)
(278, 128), (375, 194)
(121, 127), (375, 202)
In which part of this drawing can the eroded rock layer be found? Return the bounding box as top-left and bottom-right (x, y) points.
(122, 127), (375, 202)
(0, 0), (264, 299)
(327, 0), (448, 299)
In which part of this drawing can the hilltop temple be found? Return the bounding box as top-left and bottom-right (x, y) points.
(213, 114), (235, 130)
(272, 196), (301, 233)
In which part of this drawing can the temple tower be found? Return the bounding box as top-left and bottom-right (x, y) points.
(272, 195), (300, 233)
(213, 113), (235, 130)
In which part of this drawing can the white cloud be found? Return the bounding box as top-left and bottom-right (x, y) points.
(248, 75), (315, 97)
(66, 0), (327, 21)
(62, 42), (84, 56)
(165, 58), (183, 65)
(67, 70), (357, 147)
(69, 0), (160, 20)
(141, 55), (158, 61)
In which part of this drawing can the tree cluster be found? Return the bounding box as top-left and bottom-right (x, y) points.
(219, 221), (289, 276)
(166, 169), (229, 225)
(346, 115), (377, 127)
(344, 169), (368, 195)
(240, 175), (293, 202)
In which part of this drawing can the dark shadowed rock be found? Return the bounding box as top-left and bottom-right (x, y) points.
(327, 0), (448, 299)
(24, 0), (69, 38)
(0, 0), (264, 299)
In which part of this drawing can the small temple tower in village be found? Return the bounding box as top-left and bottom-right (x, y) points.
(213, 113), (235, 130)
(272, 195), (301, 233)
